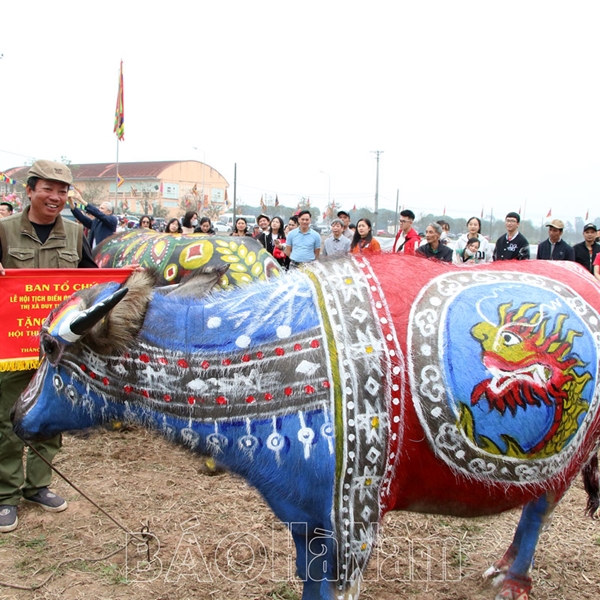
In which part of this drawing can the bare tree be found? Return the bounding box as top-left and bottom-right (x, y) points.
(79, 181), (106, 206)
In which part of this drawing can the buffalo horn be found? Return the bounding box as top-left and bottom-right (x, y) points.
(70, 287), (129, 336)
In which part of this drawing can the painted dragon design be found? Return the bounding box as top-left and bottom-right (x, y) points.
(464, 302), (591, 458)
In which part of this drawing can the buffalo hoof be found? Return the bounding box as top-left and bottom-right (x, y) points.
(494, 574), (532, 600)
(483, 567), (506, 590)
(483, 564), (505, 579)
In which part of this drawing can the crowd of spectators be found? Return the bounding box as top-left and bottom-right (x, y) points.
(3, 187), (599, 279)
(1, 158), (600, 536)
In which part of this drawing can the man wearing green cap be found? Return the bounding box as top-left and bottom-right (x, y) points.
(0, 160), (97, 533)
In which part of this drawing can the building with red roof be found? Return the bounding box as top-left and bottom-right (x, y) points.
(2, 160), (229, 218)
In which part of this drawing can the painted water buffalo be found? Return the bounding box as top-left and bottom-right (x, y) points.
(12, 254), (600, 600)
(94, 230), (282, 287)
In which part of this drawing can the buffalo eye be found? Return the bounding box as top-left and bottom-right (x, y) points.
(42, 336), (60, 361)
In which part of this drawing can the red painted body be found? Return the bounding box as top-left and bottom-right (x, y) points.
(364, 254), (600, 518)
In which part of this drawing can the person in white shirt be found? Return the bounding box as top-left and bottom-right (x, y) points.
(454, 216), (493, 263)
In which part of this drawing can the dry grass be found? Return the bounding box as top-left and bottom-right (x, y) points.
(0, 428), (599, 600)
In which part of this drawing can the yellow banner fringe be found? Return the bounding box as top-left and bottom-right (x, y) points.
(0, 358), (41, 372)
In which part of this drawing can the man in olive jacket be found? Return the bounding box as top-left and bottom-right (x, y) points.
(0, 160), (96, 534)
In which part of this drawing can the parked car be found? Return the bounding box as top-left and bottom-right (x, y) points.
(213, 221), (231, 233)
(221, 213), (257, 229)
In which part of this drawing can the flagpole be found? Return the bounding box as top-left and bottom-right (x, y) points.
(113, 60), (124, 212)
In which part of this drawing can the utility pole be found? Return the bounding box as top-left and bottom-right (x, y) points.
(232, 163), (237, 219)
(371, 150), (383, 231)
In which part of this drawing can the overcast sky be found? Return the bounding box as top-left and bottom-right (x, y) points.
(2, 1), (599, 225)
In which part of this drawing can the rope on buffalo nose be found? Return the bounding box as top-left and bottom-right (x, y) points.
(22, 440), (151, 543)
(0, 441), (155, 592)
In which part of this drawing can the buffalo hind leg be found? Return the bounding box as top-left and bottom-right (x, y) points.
(484, 493), (556, 600)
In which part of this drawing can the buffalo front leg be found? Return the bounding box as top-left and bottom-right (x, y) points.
(292, 526), (338, 600)
(484, 493), (557, 600)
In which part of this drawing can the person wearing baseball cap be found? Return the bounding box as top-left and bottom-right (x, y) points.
(537, 218), (575, 261)
(0, 160), (97, 533)
(337, 210), (355, 239)
(257, 214), (271, 235)
(573, 222), (600, 274)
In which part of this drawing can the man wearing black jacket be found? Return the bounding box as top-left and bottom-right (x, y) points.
(537, 219), (575, 261)
(493, 212), (530, 261)
(573, 223), (600, 273)
(69, 197), (117, 248)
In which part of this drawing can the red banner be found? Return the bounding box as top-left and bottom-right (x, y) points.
(0, 268), (133, 372)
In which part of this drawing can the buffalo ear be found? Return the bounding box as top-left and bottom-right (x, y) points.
(164, 265), (230, 299)
(84, 270), (157, 355)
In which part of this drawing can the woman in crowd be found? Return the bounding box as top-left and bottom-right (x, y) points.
(139, 215), (153, 229)
(454, 216), (493, 263)
(181, 211), (198, 234)
(230, 217), (252, 237)
(195, 217), (215, 235)
(259, 216), (288, 268)
(285, 216), (299, 236)
(416, 222), (454, 262)
(165, 218), (182, 234)
(350, 218), (381, 254)
(456, 237), (483, 264)
(593, 252), (600, 282)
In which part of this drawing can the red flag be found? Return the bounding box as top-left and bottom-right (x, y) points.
(114, 60), (125, 141)
(275, 195), (279, 207)
(443, 205), (446, 216)
(352, 204), (357, 211)
(546, 208), (552, 218)
(585, 208), (589, 221)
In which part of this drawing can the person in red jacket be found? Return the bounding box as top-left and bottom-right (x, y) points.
(392, 209), (420, 254)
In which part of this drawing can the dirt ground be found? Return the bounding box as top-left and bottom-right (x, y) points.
(1, 427), (599, 600)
